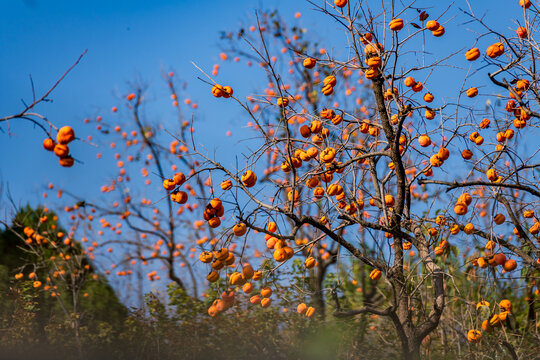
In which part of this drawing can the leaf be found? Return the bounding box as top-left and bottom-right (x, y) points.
(410, 23), (422, 29)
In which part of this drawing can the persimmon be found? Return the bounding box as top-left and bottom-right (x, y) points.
(230, 272), (246, 286)
(53, 144), (70, 158)
(494, 213), (505, 225)
(173, 172), (186, 186)
(464, 223), (475, 234)
(212, 84), (225, 97)
(233, 223), (247, 236)
(465, 48), (480, 61)
(199, 251), (213, 263)
(260, 286), (272, 298)
(170, 190), (188, 204)
(369, 269), (382, 281)
(389, 18), (404, 31)
(462, 149), (473, 159)
(516, 26), (528, 38)
(43, 138), (55, 151)
(499, 299), (512, 312)
(310, 120), (322, 134)
(56, 126), (75, 144)
(303, 57), (316, 69)
(313, 187), (325, 199)
(304, 256), (316, 268)
(320, 147), (336, 163)
(162, 179), (176, 191)
(250, 295), (261, 305)
(493, 253), (507, 266)
(466, 87), (478, 97)
(206, 271), (219, 282)
(360, 32), (373, 44)
(323, 75), (337, 87)
(245, 269), (259, 280)
(59, 156), (75, 167)
(366, 56), (381, 68)
(467, 329), (482, 344)
(213, 248), (229, 261)
(365, 68), (379, 79)
(486, 43), (504, 58)
(516, 79), (529, 90)
(432, 26), (445, 37)
(299, 125), (312, 138)
(331, 114), (343, 125)
(486, 168), (498, 182)
(426, 20), (440, 31)
(503, 259), (517, 271)
(334, 0), (347, 8)
(458, 193), (472, 206)
(454, 203), (468, 215)
(241, 170), (257, 187)
(222, 86), (233, 98)
(520, 0), (531, 9)
(412, 82), (423, 92)
(430, 154), (443, 167)
(364, 42), (384, 55)
(418, 135), (431, 147)
(438, 147), (450, 160)
(277, 97), (289, 107)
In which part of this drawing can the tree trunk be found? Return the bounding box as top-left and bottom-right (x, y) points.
(404, 342), (421, 360)
(311, 269), (326, 319)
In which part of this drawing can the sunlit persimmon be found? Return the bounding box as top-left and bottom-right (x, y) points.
(423, 93), (434, 102)
(43, 138), (55, 151)
(303, 57), (316, 69)
(418, 135), (431, 147)
(54, 144), (70, 158)
(432, 26), (445, 37)
(516, 26), (528, 38)
(56, 126), (75, 145)
(369, 269), (382, 281)
(503, 259), (517, 272)
(466, 87), (478, 97)
(241, 170), (257, 187)
(389, 18), (404, 31)
(486, 42), (504, 58)
(465, 48), (480, 61)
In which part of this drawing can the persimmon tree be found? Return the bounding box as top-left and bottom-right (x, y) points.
(0, 205), (125, 359)
(151, 1), (540, 359)
(55, 81), (207, 299)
